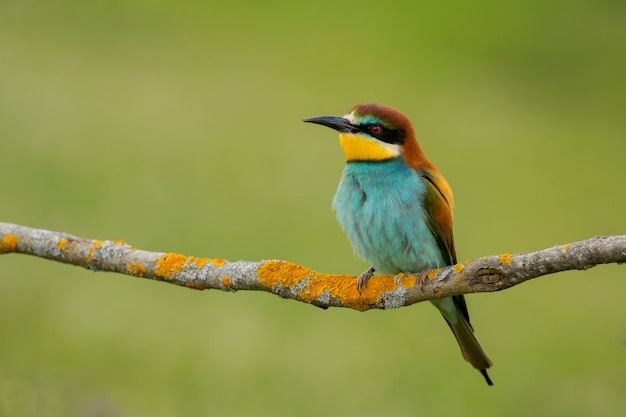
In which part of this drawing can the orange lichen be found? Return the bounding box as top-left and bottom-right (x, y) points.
(194, 258), (225, 269)
(453, 261), (471, 274)
(0, 235), (19, 253)
(154, 253), (189, 278)
(427, 268), (442, 281)
(221, 276), (234, 288)
(398, 273), (417, 289)
(500, 253), (513, 265)
(258, 260), (359, 306)
(211, 258), (226, 267)
(257, 260), (418, 311)
(562, 244), (569, 251)
(304, 272), (373, 311)
(258, 261), (313, 289)
(127, 261), (147, 277)
(86, 240), (103, 263)
(153, 254), (222, 280)
(195, 258), (210, 268)
(57, 238), (67, 250)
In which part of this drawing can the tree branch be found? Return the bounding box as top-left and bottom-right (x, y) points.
(1, 222), (624, 311)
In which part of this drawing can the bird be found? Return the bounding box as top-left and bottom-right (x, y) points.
(303, 103), (493, 385)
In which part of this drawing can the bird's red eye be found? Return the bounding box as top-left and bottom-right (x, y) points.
(369, 125), (383, 135)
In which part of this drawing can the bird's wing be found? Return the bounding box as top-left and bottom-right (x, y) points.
(421, 168), (472, 325)
(420, 167), (456, 265)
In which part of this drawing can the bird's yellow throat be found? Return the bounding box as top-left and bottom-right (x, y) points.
(338, 133), (401, 162)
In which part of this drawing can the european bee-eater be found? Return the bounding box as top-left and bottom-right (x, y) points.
(304, 103), (493, 385)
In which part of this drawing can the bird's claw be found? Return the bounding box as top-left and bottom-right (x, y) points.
(356, 266), (375, 293)
(416, 268), (430, 291)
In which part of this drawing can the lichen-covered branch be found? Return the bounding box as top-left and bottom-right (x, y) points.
(1, 222), (624, 311)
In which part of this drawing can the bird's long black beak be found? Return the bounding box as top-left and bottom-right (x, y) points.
(303, 116), (357, 134)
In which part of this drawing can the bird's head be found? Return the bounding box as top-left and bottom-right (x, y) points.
(303, 103), (429, 170)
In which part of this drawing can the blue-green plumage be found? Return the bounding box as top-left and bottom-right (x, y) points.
(333, 158), (445, 275)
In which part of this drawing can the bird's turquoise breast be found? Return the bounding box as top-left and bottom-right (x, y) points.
(332, 158), (445, 274)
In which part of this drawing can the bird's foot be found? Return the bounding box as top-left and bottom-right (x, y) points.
(416, 268), (431, 291)
(356, 266), (375, 293)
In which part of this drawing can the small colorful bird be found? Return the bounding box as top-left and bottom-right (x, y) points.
(304, 103), (493, 385)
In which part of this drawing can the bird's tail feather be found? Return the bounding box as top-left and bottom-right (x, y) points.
(443, 311), (493, 386)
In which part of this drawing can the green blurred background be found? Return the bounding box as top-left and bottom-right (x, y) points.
(1, 0), (625, 416)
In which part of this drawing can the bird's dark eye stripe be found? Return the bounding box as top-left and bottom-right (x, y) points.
(358, 124), (405, 145)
